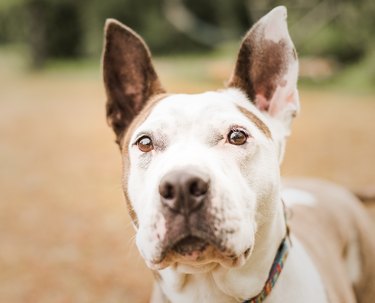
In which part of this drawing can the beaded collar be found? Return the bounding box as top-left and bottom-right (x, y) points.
(243, 201), (291, 303)
(243, 236), (290, 303)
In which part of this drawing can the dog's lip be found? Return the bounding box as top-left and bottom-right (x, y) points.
(149, 244), (251, 271)
(172, 235), (208, 255)
(164, 230), (224, 256)
(148, 231), (252, 270)
(151, 232), (216, 264)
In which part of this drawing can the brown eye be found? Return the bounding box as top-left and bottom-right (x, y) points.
(228, 130), (248, 145)
(137, 136), (154, 152)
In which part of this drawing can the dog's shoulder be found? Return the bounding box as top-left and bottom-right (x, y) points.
(282, 178), (375, 303)
(282, 178), (373, 237)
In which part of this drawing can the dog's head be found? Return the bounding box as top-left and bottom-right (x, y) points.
(102, 6), (299, 272)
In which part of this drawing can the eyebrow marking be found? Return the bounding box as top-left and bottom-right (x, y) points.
(237, 106), (272, 139)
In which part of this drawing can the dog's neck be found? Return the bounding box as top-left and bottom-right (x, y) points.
(157, 191), (287, 303)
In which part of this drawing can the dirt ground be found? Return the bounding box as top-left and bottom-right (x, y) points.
(0, 59), (374, 303)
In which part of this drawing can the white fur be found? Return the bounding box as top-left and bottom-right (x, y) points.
(282, 188), (316, 207)
(346, 235), (362, 285)
(263, 6), (288, 43)
(266, 237), (328, 303)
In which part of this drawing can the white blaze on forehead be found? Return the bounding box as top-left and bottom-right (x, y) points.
(145, 91), (237, 119)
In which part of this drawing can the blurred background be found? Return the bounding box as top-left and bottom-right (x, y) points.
(0, 0), (374, 302)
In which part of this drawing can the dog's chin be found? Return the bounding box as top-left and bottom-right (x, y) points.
(147, 236), (252, 271)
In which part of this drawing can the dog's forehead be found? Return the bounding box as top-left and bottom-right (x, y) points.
(129, 88), (274, 144)
(141, 89), (261, 128)
(159, 90), (241, 111)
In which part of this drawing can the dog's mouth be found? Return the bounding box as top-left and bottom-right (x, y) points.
(147, 204), (253, 270)
(147, 231), (251, 271)
(172, 235), (208, 255)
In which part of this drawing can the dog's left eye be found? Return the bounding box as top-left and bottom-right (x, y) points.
(136, 136), (154, 152)
(228, 129), (248, 145)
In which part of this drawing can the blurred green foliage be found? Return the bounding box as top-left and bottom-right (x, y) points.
(0, 0), (252, 67)
(0, 0), (374, 80)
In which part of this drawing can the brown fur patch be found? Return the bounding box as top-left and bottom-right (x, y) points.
(103, 20), (165, 145)
(228, 22), (291, 109)
(237, 106), (272, 139)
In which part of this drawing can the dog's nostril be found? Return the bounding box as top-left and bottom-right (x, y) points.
(189, 179), (208, 197)
(160, 183), (175, 200)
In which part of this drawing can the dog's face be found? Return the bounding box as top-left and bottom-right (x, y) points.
(127, 91), (279, 270)
(103, 6), (299, 271)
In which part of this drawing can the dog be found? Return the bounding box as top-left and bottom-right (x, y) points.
(102, 6), (375, 303)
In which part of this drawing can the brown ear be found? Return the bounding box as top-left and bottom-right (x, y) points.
(228, 6), (299, 128)
(102, 19), (165, 145)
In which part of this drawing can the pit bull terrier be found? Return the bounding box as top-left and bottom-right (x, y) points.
(102, 6), (375, 303)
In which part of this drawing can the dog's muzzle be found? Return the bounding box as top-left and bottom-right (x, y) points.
(149, 167), (252, 269)
(158, 168), (216, 256)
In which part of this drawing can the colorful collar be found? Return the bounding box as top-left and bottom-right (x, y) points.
(243, 235), (290, 303)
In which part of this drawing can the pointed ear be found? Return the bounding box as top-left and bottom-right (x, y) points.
(102, 19), (165, 145)
(228, 6), (299, 130)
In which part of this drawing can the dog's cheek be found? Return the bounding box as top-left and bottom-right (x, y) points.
(229, 191), (257, 254)
(209, 167), (257, 254)
(240, 142), (280, 198)
(126, 150), (156, 215)
(135, 211), (167, 266)
(135, 228), (157, 267)
(128, 160), (170, 263)
(215, 143), (276, 252)
(126, 169), (143, 218)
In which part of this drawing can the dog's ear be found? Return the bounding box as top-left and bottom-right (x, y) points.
(103, 19), (165, 144)
(228, 6), (299, 130)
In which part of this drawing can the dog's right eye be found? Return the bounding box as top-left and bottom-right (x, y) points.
(136, 136), (154, 153)
(228, 129), (248, 145)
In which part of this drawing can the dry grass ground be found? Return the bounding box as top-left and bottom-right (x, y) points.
(0, 55), (374, 303)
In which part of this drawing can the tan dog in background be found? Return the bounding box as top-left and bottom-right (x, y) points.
(102, 6), (375, 303)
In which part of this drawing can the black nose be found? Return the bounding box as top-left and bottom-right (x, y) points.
(159, 169), (209, 215)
